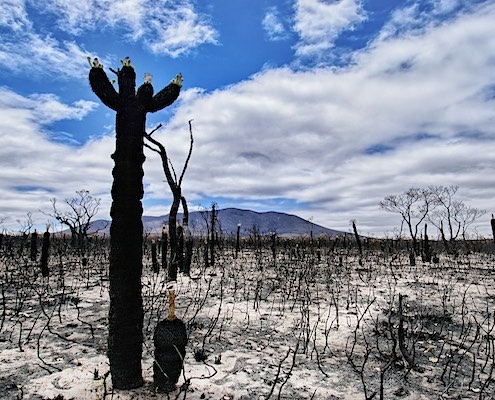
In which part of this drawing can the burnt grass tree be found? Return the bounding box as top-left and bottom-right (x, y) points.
(88, 56), (182, 389)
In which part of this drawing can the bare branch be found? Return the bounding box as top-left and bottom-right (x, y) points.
(143, 142), (160, 155)
(144, 130), (177, 189)
(148, 124), (163, 137)
(179, 119), (194, 187)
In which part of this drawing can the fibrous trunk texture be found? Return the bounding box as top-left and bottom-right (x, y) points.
(153, 318), (187, 392)
(108, 66), (145, 389)
(89, 62), (180, 390)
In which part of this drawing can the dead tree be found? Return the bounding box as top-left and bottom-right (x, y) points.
(380, 188), (435, 256)
(144, 120), (193, 281)
(88, 56), (182, 389)
(46, 189), (100, 249)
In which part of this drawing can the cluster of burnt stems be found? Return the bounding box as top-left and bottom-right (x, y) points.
(1, 222), (495, 396)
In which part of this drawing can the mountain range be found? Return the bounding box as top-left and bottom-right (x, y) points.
(88, 208), (344, 237)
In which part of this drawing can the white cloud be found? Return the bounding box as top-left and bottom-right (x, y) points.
(0, 32), (96, 79)
(0, 0), (31, 31)
(25, 95), (97, 125)
(0, 0), (217, 79)
(147, 4), (218, 57)
(107, 0), (146, 36)
(376, 1), (481, 42)
(292, 0), (366, 59)
(0, 88), (113, 231)
(29, 0), (218, 57)
(263, 7), (289, 41)
(432, 0), (460, 14)
(376, 4), (425, 41)
(0, 88), (98, 124)
(0, 1), (96, 79)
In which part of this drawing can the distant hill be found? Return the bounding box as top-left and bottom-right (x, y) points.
(87, 208), (344, 237)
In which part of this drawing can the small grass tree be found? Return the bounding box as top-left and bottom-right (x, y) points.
(88, 56), (182, 389)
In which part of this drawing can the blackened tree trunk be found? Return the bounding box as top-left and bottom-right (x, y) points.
(235, 223), (241, 258)
(210, 204), (216, 266)
(161, 228), (168, 272)
(352, 220), (362, 257)
(151, 240), (159, 273)
(491, 214), (495, 247)
(89, 59), (181, 389)
(177, 225), (184, 273)
(168, 189), (181, 282)
(181, 196), (193, 275)
(423, 223), (431, 262)
(30, 230), (38, 261)
(40, 229), (50, 277)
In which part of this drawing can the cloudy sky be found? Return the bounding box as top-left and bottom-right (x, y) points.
(1, 0), (494, 237)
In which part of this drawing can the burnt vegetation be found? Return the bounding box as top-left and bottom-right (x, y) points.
(0, 224), (494, 399)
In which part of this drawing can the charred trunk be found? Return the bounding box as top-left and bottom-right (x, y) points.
(89, 60), (180, 390)
(168, 191), (181, 282)
(108, 66), (145, 389)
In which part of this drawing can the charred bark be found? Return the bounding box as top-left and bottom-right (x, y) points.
(89, 61), (181, 389)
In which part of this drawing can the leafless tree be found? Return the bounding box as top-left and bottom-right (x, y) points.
(428, 185), (461, 244)
(144, 120), (194, 281)
(379, 188), (435, 255)
(428, 185), (487, 246)
(381, 186), (487, 252)
(46, 190), (101, 249)
(456, 203), (487, 240)
(16, 212), (34, 235)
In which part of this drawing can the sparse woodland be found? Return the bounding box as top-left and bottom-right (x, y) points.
(0, 229), (494, 399)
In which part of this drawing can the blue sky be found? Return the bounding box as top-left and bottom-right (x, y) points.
(1, 0), (495, 237)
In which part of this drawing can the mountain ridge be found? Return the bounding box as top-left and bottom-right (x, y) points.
(88, 208), (344, 237)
